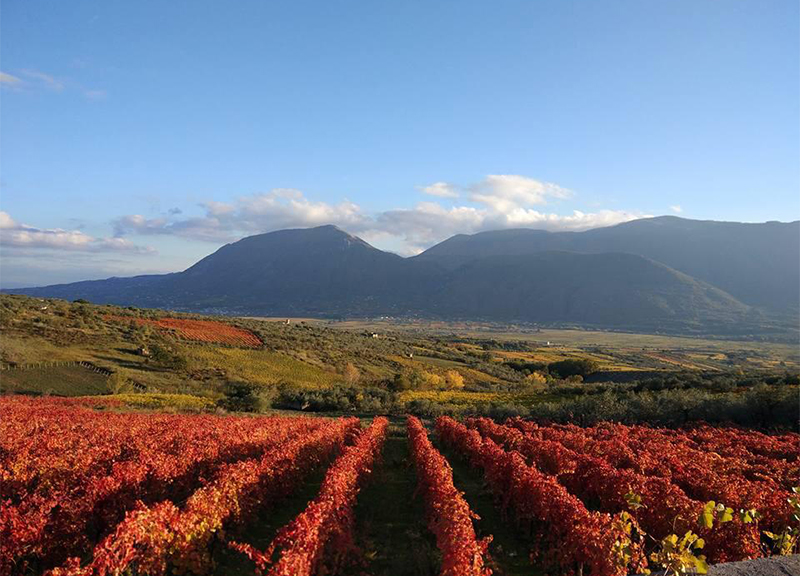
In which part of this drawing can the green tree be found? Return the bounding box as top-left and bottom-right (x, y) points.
(548, 358), (599, 379)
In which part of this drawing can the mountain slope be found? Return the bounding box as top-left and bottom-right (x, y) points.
(417, 216), (800, 311)
(4, 221), (770, 333)
(164, 225), (437, 315)
(428, 252), (752, 330)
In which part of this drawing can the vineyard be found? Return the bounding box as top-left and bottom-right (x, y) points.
(105, 316), (263, 347)
(1, 396), (798, 576)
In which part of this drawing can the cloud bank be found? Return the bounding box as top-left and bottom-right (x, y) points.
(0, 212), (154, 254)
(110, 175), (646, 254)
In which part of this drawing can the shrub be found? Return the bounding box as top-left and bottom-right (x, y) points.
(273, 385), (393, 413)
(217, 381), (268, 413)
(107, 372), (132, 394)
(149, 343), (189, 371)
(548, 359), (599, 379)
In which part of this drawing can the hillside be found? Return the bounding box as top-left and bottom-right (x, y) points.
(6, 218), (797, 335)
(428, 252), (752, 331)
(417, 216), (800, 311)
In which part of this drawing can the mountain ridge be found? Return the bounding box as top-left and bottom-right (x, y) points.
(5, 217), (797, 335)
(417, 216), (800, 310)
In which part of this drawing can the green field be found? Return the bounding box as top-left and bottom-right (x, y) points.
(0, 364), (110, 396)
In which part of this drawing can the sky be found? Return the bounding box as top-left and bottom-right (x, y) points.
(1, 0), (798, 287)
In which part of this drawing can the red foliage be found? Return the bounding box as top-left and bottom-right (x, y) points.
(508, 419), (796, 531)
(407, 416), (492, 576)
(105, 315), (262, 347)
(1, 397), (321, 572)
(466, 417), (761, 562)
(231, 417), (389, 576)
(0, 396), (361, 576)
(435, 417), (648, 576)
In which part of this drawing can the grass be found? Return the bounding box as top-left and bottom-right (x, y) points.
(212, 462), (333, 575)
(0, 334), (83, 365)
(433, 433), (542, 576)
(349, 420), (440, 576)
(0, 364), (110, 396)
(185, 347), (341, 389)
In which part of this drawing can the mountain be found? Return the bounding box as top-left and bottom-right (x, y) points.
(160, 225), (439, 315)
(417, 216), (800, 312)
(430, 252), (752, 331)
(6, 219), (795, 335)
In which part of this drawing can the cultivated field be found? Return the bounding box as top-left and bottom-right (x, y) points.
(1, 396), (797, 576)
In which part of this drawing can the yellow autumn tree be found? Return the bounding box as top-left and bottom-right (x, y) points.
(526, 371), (547, 386)
(342, 362), (360, 385)
(420, 371), (444, 390)
(444, 370), (465, 390)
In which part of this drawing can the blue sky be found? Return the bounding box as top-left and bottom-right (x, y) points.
(1, 0), (798, 287)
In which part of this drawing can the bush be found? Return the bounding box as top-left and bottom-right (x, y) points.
(149, 343), (189, 371)
(548, 359), (599, 379)
(107, 372), (132, 394)
(217, 381), (269, 413)
(525, 385), (798, 430)
(273, 385), (394, 413)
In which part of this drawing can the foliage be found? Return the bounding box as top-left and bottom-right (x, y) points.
(217, 381), (270, 413)
(547, 358), (599, 379)
(273, 385), (393, 413)
(108, 393), (215, 412)
(148, 342), (189, 371)
(649, 531), (708, 575)
(43, 414), (358, 576)
(444, 369), (465, 390)
(763, 487), (800, 556)
(436, 416), (648, 575)
(342, 361), (360, 385)
(0, 397), (337, 574)
(524, 385), (799, 429)
(185, 347), (340, 389)
(230, 417), (388, 575)
(407, 416), (492, 576)
(105, 315), (263, 347)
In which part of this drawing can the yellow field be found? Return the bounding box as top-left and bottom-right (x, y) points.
(105, 393), (216, 412)
(186, 347), (340, 389)
(387, 354), (504, 385)
(397, 389), (548, 407)
(493, 348), (643, 372)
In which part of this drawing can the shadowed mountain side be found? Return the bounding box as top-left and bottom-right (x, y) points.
(3, 223), (773, 333)
(426, 252), (754, 331)
(416, 216), (800, 312)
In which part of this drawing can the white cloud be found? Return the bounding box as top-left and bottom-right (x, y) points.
(20, 69), (64, 91)
(0, 211), (154, 254)
(233, 188), (368, 231)
(469, 174), (572, 212)
(0, 72), (21, 85)
(2, 69), (105, 99)
(418, 182), (460, 198)
(378, 204), (645, 254)
(113, 189), (371, 243)
(110, 176), (646, 255)
(670, 205), (683, 213)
